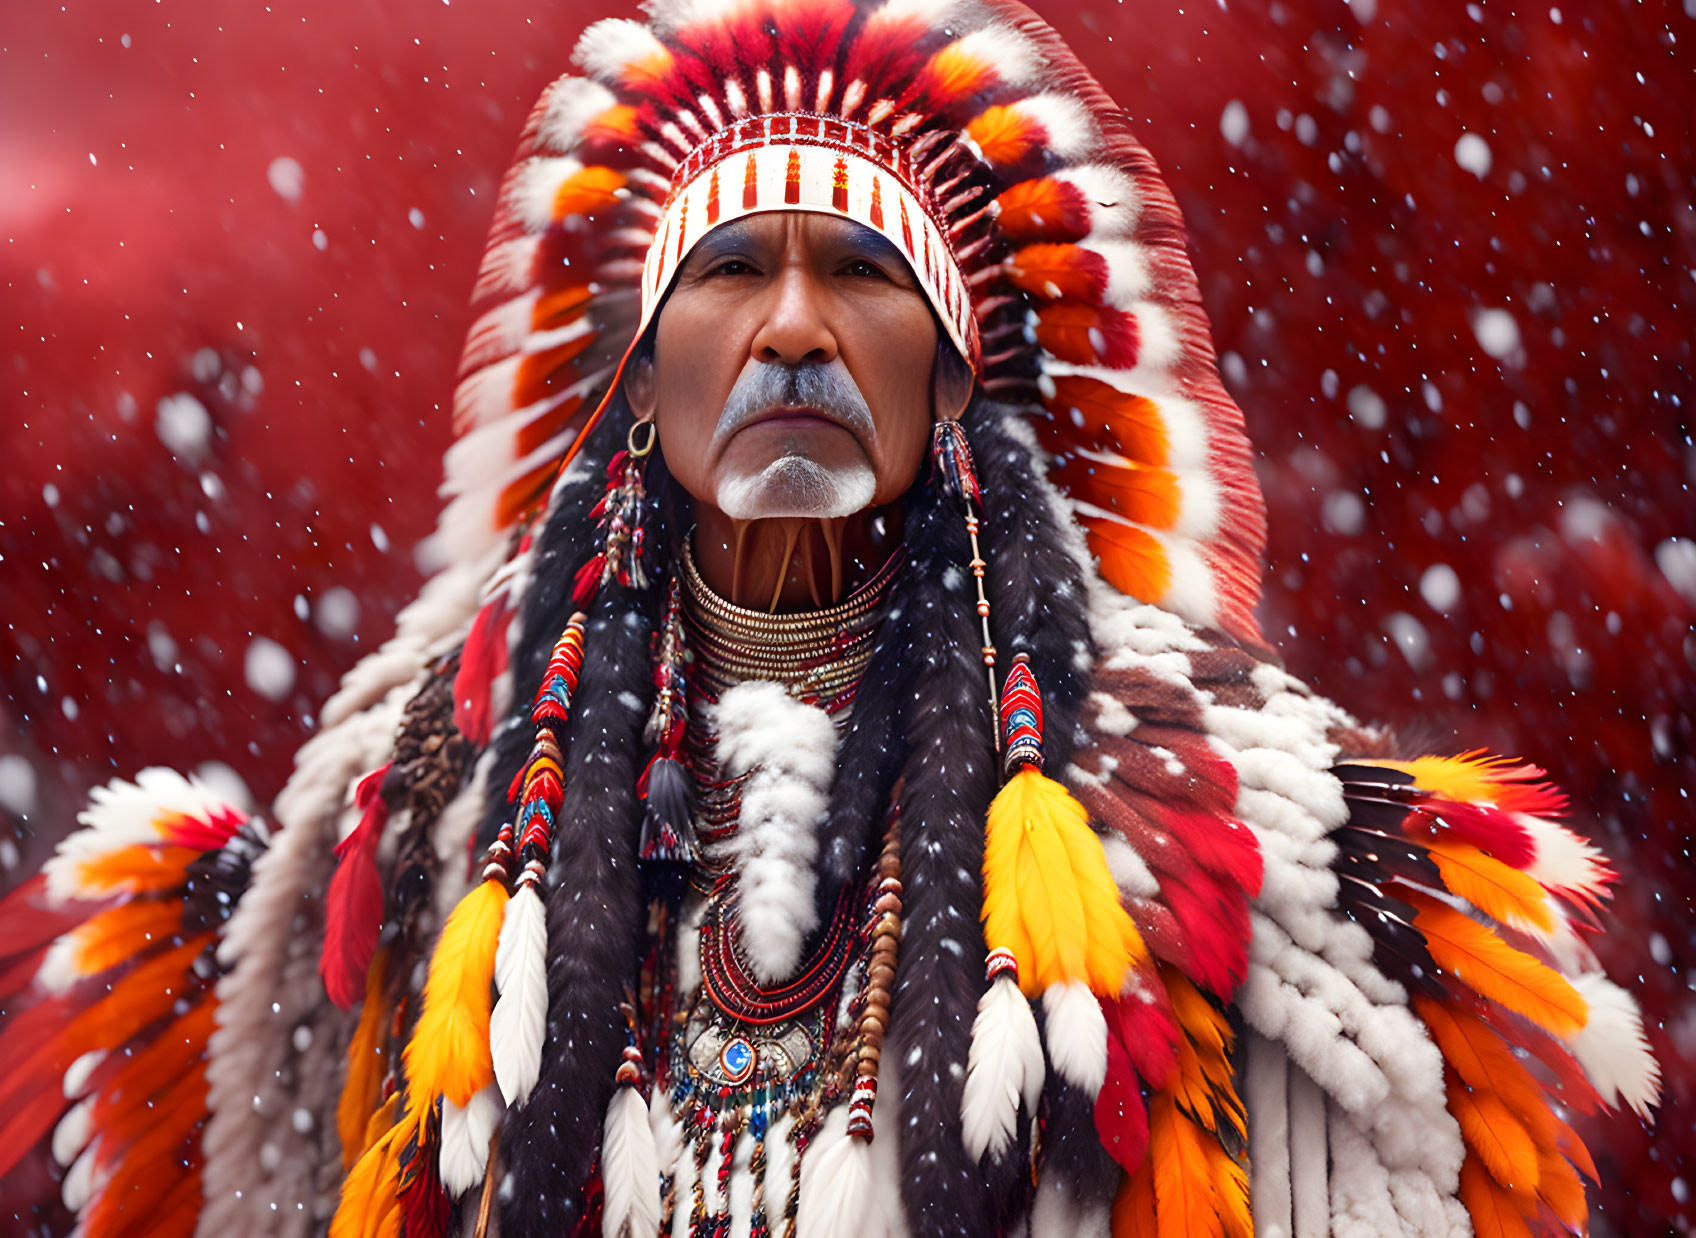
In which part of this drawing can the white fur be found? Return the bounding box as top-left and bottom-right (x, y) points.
(1099, 831), (1161, 900)
(1028, 1171), (1111, 1237)
(1245, 1030), (1293, 1238)
(572, 19), (669, 86)
(491, 881), (549, 1106)
(439, 1083), (504, 1198)
(1041, 980), (1107, 1096)
(534, 76), (617, 154)
(962, 971), (1045, 1160)
(712, 682), (838, 984)
(602, 1084), (662, 1238)
(1566, 971), (1661, 1118)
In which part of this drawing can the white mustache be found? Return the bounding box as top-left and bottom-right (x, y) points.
(709, 359), (876, 453)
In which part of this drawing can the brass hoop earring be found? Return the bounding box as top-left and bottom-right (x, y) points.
(628, 416), (657, 458)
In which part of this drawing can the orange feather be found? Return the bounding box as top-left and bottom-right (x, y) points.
(1413, 997), (1552, 1133)
(1203, 1135), (1251, 1238)
(1051, 457), (1183, 532)
(1449, 1079), (1541, 1199)
(66, 899), (187, 978)
(1375, 752), (1566, 818)
(130, 1165), (204, 1238)
(1459, 1153), (1536, 1238)
(582, 103), (640, 146)
(1163, 970), (1241, 1136)
(915, 40), (1001, 105)
(1428, 842), (1555, 934)
(1005, 243), (1109, 303)
(1402, 891), (1586, 1037)
(1036, 301), (1139, 368)
(332, 1095), (410, 1238)
(530, 285), (594, 331)
(1148, 1092), (1223, 1238)
(994, 177), (1091, 243)
(551, 166), (626, 222)
(512, 331), (597, 409)
(1075, 513), (1173, 611)
(1039, 375), (1170, 467)
(967, 104), (1044, 167)
(404, 878), (505, 1107)
(74, 845), (201, 897)
(1112, 1161), (1157, 1237)
(1535, 1143), (1588, 1230)
(89, 999), (216, 1135)
(338, 948), (393, 1170)
(1553, 1115), (1599, 1184)
(80, 1068), (208, 1237)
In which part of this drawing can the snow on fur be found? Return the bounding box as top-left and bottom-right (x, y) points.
(711, 681), (838, 985)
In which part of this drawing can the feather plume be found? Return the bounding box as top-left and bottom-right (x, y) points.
(962, 971), (1045, 1161)
(454, 592), (512, 746)
(712, 681), (837, 985)
(797, 1107), (884, 1238)
(337, 948), (392, 1169)
(1043, 979), (1109, 1096)
(331, 1098), (410, 1238)
(1565, 971), (1660, 1118)
(490, 878), (549, 1106)
(439, 1083), (503, 1198)
(600, 1084), (661, 1238)
(1428, 841), (1555, 935)
(1449, 1083), (1540, 1197)
(38, 898), (185, 994)
(1093, 1029), (1150, 1175)
(1037, 302), (1141, 369)
(1457, 1153), (1534, 1238)
(321, 764), (391, 1010)
(1147, 1091), (1222, 1238)
(406, 878), (506, 1108)
(983, 766), (1142, 996)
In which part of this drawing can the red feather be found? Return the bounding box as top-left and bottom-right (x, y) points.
(453, 592), (512, 747)
(1095, 1031), (1152, 1174)
(1124, 896), (1198, 979)
(1405, 799), (1535, 870)
(320, 764), (391, 1011)
(1158, 865), (1251, 997)
(1104, 984), (1181, 1093)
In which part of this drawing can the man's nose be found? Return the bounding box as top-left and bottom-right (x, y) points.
(750, 265), (839, 367)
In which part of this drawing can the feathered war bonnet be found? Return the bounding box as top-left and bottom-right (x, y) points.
(326, 0), (1278, 1230)
(441, 0), (1268, 645)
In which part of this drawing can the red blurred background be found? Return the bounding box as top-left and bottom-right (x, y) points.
(2, 0), (1690, 1231)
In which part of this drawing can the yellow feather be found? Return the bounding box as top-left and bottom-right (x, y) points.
(1404, 890), (1587, 1038)
(337, 948), (392, 1170)
(983, 767), (1137, 996)
(1428, 842), (1555, 934)
(404, 878), (506, 1107)
(330, 1095), (409, 1238)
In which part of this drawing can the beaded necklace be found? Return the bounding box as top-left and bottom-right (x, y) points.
(646, 540), (905, 1238)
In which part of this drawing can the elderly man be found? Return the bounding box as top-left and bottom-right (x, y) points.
(0, 1), (1658, 1236)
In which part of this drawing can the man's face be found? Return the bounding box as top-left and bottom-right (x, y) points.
(638, 212), (940, 522)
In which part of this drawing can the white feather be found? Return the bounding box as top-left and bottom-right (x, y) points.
(796, 1106), (885, 1238)
(46, 768), (235, 902)
(1013, 93), (1094, 161)
(37, 932), (82, 995)
(508, 156), (584, 233)
(1058, 165), (1140, 237)
(940, 26), (1040, 90)
(1099, 832), (1161, 900)
(712, 682), (838, 985)
(1519, 813), (1612, 904)
(602, 1085), (662, 1238)
(1042, 980), (1108, 1096)
(51, 1097), (92, 1168)
(439, 1083), (505, 1198)
(473, 235), (542, 303)
(572, 19), (669, 86)
(1565, 972), (1661, 1119)
(534, 77), (617, 153)
(1086, 239), (1153, 306)
(491, 881), (549, 1106)
(62, 1140), (101, 1213)
(62, 1049), (106, 1099)
(649, 1086), (684, 1181)
(962, 971), (1045, 1160)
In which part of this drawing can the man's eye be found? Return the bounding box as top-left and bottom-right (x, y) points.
(842, 259), (888, 279)
(708, 258), (756, 276)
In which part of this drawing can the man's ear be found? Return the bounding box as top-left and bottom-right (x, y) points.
(624, 348), (657, 420)
(931, 340), (974, 424)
